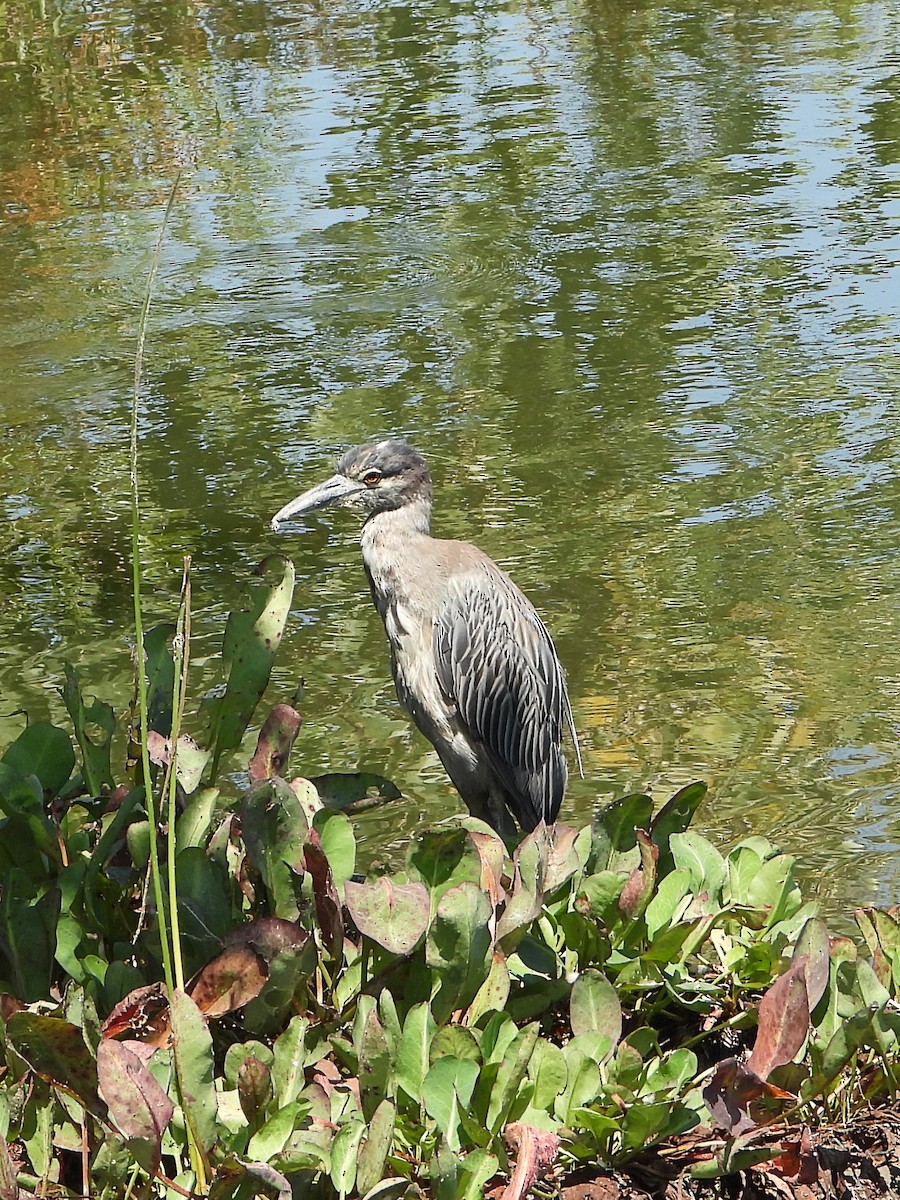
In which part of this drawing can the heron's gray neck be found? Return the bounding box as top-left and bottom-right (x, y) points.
(362, 496), (433, 543)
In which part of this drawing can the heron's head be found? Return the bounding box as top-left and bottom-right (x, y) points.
(271, 439), (433, 531)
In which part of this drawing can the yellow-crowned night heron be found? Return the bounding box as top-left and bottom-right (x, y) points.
(271, 439), (581, 837)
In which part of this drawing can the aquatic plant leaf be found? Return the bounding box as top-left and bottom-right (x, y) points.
(395, 1002), (435, 1104)
(171, 988), (219, 1155)
(249, 704), (303, 784)
(356, 1099), (396, 1198)
(528, 1039), (567, 1111)
(310, 772), (402, 814)
(793, 917), (830, 1012)
(175, 846), (234, 972)
(330, 1115), (366, 1197)
(7, 1013), (103, 1116)
(241, 776), (309, 921)
(303, 830), (344, 957)
(423, 1056), (480, 1149)
(746, 957), (810, 1081)
(617, 829), (658, 920)
(0, 764), (61, 864)
(188, 945), (268, 1017)
(312, 807), (356, 893)
(0, 1135), (17, 1200)
(143, 623), (176, 736)
(486, 1023), (540, 1133)
(147, 731), (210, 795)
(206, 554), (295, 780)
(97, 1039), (173, 1175)
(569, 969), (622, 1048)
(345, 876), (429, 956)
(465, 951), (511, 1026)
(101, 982), (170, 1047)
(1, 721), (74, 798)
(237, 1056), (274, 1129)
(649, 782), (707, 873)
(427, 882), (493, 1023)
(176, 787), (220, 851)
(669, 832), (726, 897)
(61, 663), (115, 794)
(591, 793), (653, 870)
(408, 827), (482, 905)
(0, 875), (60, 1002)
(574, 870), (626, 925)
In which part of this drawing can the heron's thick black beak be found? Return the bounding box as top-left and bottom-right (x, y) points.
(271, 474), (365, 531)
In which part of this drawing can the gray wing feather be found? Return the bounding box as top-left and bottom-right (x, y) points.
(433, 568), (571, 828)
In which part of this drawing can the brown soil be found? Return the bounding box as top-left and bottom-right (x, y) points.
(557, 1106), (900, 1200)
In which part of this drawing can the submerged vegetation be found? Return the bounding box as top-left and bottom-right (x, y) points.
(2, 581), (900, 1198)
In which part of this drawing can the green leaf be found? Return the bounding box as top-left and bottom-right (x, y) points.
(669, 832), (726, 898)
(574, 870), (626, 925)
(0, 875), (59, 1001)
(650, 782), (707, 872)
(591, 793), (653, 870)
(175, 847), (234, 973)
(345, 876), (430, 955)
(206, 554), (295, 780)
(248, 1105), (297, 1162)
(176, 787), (220, 851)
(644, 868), (693, 939)
(356, 1099), (396, 1196)
(426, 882), (493, 1023)
(407, 827), (482, 907)
(330, 1116), (366, 1199)
(423, 1057), (480, 1149)
(60, 663), (115, 795)
(395, 1002), (435, 1105)
(312, 808), (356, 894)
(528, 1039), (568, 1111)
(460, 1148), (500, 1199)
(486, 1023), (539, 1133)
(570, 969), (622, 1049)
(170, 988), (219, 1155)
(241, 776), (309, 920)
(272, 1017), (311, 1107)
(465, 951), (511, 1026)
(310, 772), (402, 813)
(430, 1026), (481, 1064)
(2, 722), (74, 798)
(143, 623), (176, 735)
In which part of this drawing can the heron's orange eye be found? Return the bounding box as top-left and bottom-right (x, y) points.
(363, 470), (382, 486)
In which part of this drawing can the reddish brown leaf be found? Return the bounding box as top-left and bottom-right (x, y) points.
(765, 1125), (819, 1185)
(6, 1013), (104, 1117)
(303, 830), (343, 956)
(101, 983), (171, 1048)
(97, 1039), (174, 1175)
(187, 945), (268, 1016)
(469, 830), (506, 914)
(702, 1057), (795, 1136)
(501, 1122), (561, 1200)
(0, 993), (23, 1022)
(224, 915), (308, 961)
(617, 830), (658, 920)
(238, 1055), (273, 1125)
(248, 704), (302, 783)
(747, 958), (810, 1080)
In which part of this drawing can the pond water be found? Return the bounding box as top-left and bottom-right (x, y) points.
(2, 0), (900, 920)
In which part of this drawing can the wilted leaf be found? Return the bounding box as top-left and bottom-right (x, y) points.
(345, 876), (429, 955)
(226, 916), (309, 962)
(617, 830), (657, 920)
(97, 1040), (174, 1174)
(238, 1056), (273, 1129)
(249, 704), (303, 783)
(303, 831), (343, 956)
(702, 1058), (791, 1136)
(501, 1122), (560, 1200)
(7, 1013), (103, 1116)
(101, 983), (170, 1047)
(147, 731), (210, 795)
(746, 958), (810, 1080)
(188, 945), (268, 1016)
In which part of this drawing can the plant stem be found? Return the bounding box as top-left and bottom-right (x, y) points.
(131, 174), (181, 995)
(166, 555), (193, 992)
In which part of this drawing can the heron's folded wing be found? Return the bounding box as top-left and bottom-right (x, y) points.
(432, 568), (569, 827)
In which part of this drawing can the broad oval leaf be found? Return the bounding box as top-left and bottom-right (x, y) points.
(2, 722), (74, 798)
(345, 876), (429, 955)
(569, 969), (622, 1049)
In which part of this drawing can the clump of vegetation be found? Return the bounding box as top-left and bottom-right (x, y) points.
(2, 585), (900, 1200)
